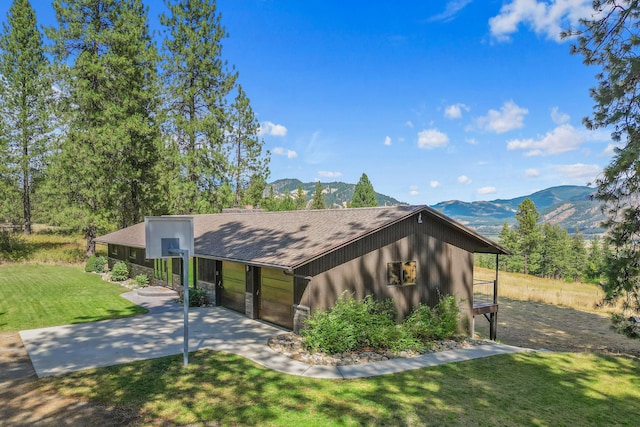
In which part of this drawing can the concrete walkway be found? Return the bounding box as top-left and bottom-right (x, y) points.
(20, 291), (532, 379)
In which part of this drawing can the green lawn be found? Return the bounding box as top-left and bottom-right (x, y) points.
(40, 349), (640, 426)
(0, 264), (147, 331)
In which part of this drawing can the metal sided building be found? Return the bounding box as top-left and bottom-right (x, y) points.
(97, 205), (508, 335)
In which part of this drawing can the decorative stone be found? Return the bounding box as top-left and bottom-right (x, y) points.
(267, 333), (488, 366)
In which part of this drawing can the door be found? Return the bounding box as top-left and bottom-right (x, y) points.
(221, 261), (246, 313)
(259, 268), (294, 329)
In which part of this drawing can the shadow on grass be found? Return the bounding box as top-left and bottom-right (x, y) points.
(71, 307), (148, 324)
(38, 350), (640, 426)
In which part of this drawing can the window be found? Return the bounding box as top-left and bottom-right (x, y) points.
(129, 248), (137, 261)
(387, 261), (417, 286)
(110, 245), (118, 256)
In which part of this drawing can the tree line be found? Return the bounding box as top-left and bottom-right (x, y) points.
(475, 198), (608, 284)
(0, 0), (269, 255)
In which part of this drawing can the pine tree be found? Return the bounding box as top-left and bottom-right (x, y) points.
(295, 184), (306, 209)
(585, 236), (604, 281)
(228, 85), (269, 207)
(565, 1), (640, 314)
(310, 181), (326, 210)
(351, 173), (378, 208)
(514, 198), (541, 275)
(569, 231), (587, 282)
(0, 0), (53, 233)
(47, 0), (162, 255)
(160, 0), (237, 213)
(277, 189), (295, 211)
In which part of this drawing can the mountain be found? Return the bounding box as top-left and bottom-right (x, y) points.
(431, 185), (605, 237)
(267, 179), (405, 208)
(267, 180), (605, 237)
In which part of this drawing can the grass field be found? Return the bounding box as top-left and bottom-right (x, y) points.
(475, 267), (611, 312)
(39, 349), (640, 426)
(0, 264), (146, 331)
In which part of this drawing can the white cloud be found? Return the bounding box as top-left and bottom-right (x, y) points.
(489, 0), (594, 42)
(318, 171), (342, 178)
(477, 186), (497, 195)
(458, 175), (472, 184)
(554, 163), (601, 182)
(405, 120), (414, 128)
(417, 129), (449, 149)
(525, 168), (541, 178)
(258, 121), (288, 136)
(430, 180), (441, 189)
(551, 106), (570, 124)
(466, 137), (478, 145)
(384, 136), (392, 146)
(507, 123), (584, 156)
(409, 185), (419, 196)
(429, 0), (473, 22)
(603, 143), (621, 156)
(444, 103), (469, 119)
(475, 100), (528, 134)
(272, 147), (298, 159)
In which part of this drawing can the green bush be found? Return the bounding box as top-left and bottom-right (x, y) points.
(135, 274), (150, 287)
(301, 292), (461, 355)
(0, 231), (28, 261)
(85, 255), (107, 273)
(302, 293), (398, 354)
(403, 295), (460, 341)
(611, 313), (640, 339)
(110, 261), (129, 282)
(179, 287), (208, 307)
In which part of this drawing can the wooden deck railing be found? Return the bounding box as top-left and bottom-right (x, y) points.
(472, 278), (498, 340)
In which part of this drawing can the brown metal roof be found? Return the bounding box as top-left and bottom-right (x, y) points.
(96, 205), (508, 269)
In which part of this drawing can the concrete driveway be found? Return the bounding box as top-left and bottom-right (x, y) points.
(20, 291), (531, 379)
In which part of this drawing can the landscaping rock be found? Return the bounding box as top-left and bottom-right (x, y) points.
(267, 333), (488, 366)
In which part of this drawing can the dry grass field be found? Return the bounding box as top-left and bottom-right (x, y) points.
(475, 267), (609, 313)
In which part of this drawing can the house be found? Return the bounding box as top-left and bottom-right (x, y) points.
(96, 205), (508, 336)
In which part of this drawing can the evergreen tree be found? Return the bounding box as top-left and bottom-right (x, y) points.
(228, 85), (269, 207)
(0, 0), (53, 233)
(295, 184), (306, 209)
(47, 0), (162, 255)
(585, 236), (604, 281)
(277, 189), (295, 211)
(160, 0), (237, 213)
(569, 231), (587, 282)
(539, 223), (570, 279)
(514, 198), (541, 275)
(310, 181), (326, 210)
(351, 172), (378, 207)
(242, 173), (266, 208)
(498, 221), (520, 272)
(566, 1), (640, 314)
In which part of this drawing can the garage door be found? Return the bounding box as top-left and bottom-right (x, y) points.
(221, 261), (246, 313)
(259, 268), (293, 329)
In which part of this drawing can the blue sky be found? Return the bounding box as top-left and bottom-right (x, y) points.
(4, 0), (615, 204)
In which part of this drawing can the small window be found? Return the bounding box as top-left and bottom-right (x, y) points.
(110, 245), (118, 256)
(129, 248), (137, 260)
(387, 261), (417, 286)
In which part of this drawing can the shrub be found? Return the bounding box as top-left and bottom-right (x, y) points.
(0, 231), (28, 261)
(611, 313), (640, 339)
(135, 274), (150, 287)
(110, 261), (129, 282)
(301, 293), (397, 354)
(179, 287), (208, 307)
(403, 295), (460, 341)
(85, 255), (107, 273)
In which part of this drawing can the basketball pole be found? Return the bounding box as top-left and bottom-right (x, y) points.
(169, 248), (189, 366)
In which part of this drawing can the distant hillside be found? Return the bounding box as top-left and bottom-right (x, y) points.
(267, 179), (405, 208)
(430, 186), (605, 237)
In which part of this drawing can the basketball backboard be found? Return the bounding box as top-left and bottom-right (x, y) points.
(144, 216), (194, 259)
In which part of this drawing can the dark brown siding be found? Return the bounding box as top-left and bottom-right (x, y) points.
(296, 213), (475, 331)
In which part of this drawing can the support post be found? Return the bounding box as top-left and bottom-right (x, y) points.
(170, 248), (189, 366)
